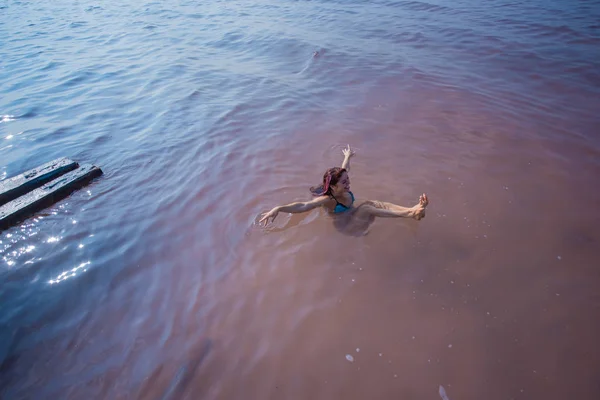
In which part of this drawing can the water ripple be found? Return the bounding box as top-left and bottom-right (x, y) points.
(1, 0), (599, 398)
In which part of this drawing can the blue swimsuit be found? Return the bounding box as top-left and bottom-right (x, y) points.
(331, 192), (355, 213)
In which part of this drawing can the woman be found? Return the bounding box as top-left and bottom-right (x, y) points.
(259, 145), (429, 229)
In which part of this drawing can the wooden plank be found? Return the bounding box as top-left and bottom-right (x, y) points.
(0, 164), (103, 231)
(0, 157), (78, 206)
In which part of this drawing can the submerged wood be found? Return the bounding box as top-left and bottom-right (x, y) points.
(0, 157), (78, 206)
(0, 164), (103, 231)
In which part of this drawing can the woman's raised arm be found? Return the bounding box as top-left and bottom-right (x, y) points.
(341, 144), (355, 171)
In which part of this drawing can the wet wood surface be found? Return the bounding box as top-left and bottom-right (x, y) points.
(0, 158), (78, 206)
(0, 164), (103, 231)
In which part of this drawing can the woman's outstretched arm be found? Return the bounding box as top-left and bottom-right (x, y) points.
(341, 144), (355, 171)
(259, 196), (329, 226)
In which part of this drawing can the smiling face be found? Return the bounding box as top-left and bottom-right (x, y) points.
(331, 171), (350, 195)
(310, 167), (350, 197)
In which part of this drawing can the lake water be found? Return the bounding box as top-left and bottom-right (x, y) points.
(1, 0), (599, 399)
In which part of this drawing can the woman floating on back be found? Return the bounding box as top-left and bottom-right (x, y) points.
(259, 145), (428, 228)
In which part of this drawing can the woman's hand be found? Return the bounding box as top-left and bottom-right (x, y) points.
(341, 144), (355, 170)
(259, 207), (280, 226)
(342, 144), (355, 159)
(412, 193), (429, 220)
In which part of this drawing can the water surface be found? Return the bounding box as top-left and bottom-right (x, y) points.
(1, 0), (599, 399)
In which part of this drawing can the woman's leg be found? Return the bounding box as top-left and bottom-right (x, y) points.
(355, 194), (428, 220)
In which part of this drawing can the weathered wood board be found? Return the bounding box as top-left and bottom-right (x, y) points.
(0, 157), (78, 206)
(0, 164), (103, 231)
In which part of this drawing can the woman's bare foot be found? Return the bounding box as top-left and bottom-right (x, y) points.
(412, 193), (428, 220)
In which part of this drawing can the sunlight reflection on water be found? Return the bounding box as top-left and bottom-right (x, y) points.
(48, 261), (91, 285)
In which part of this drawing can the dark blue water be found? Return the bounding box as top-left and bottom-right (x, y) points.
(1, 0), (599, 399)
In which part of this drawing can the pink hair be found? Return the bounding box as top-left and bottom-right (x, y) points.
(309, 167), (346, 196)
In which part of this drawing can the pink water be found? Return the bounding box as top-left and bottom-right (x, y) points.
(1, 0), (599, 399)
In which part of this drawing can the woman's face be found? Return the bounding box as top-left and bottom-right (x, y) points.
(332, 172), (350, 194)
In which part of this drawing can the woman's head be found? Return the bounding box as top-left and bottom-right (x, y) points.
(310, 167), (350, 196)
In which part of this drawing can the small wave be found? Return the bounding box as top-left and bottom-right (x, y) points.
(41, 61), (63, 71)
(18, 108), (38, 119)
(49, 127), (73, 137)
(495, 18), (592, 43)
(385, 0), (456, 14)
(390, 31), (428, 44)
(57, 70), (98, 89)
(69, 21), (87, 29)
(206, 31), (247, 49)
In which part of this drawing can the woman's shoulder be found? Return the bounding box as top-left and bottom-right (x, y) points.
(309, 195), (335, 208)
(312, 195), (333, 203)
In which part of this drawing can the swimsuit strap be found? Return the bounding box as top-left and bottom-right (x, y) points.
(330, 192), (353, 210)
(329, 193), (344, 207)
(329, 193), (338, 204)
